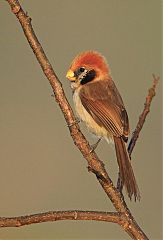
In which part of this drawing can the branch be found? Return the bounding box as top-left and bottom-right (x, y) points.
(128, 75), (159, 156)
(0, 211), (122, 227)
(4, 0), (158, 239)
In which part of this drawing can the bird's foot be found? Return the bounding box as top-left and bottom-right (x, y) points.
(89, 138), (102, 153)
(68, 118), (80, 127)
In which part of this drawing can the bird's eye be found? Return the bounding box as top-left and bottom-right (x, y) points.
(74, 67), (86, 79)
(79, 67), (85, 73)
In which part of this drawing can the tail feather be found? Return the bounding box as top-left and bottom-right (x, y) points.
(114, 136), (140, 201)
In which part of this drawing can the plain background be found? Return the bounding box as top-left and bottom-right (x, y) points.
(0, 0), (162, 239)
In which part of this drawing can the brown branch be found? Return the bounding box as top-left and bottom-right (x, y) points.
(0, 211), (121, 227)
(128, 75), (159, 156)
(3, 0), (158, 239)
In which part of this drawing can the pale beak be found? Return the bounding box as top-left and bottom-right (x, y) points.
(66, 69), (76, 81)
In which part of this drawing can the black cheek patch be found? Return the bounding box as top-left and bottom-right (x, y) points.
(80, 70), (96, 85)
(74, 69), (81, 78)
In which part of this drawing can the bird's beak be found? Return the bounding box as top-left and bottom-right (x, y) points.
(66, 69), (76, 81)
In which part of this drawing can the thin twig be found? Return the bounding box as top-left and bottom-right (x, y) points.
(0, 211), (122, 227)
(128, 75), (159, 156)
(3, 0), (157, 239)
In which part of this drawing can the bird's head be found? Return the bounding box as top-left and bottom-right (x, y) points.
(66, 51), (110, 88)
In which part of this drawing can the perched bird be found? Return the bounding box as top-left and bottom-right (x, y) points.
(66, 51), (140, 201)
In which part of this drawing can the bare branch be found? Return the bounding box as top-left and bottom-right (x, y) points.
(0, 211), (122, 227)
(128, 75), (159, 156)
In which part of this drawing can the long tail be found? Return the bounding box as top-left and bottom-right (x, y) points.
(114, 136), (140, 201)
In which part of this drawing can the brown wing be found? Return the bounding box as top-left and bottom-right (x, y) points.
(79, 79), (129, 139)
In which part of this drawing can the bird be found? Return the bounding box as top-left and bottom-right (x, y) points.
(66, 51), (140, 201)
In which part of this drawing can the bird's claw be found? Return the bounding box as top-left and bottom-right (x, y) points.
(89, 138), (102, 153)
(68, 118), (80, 127)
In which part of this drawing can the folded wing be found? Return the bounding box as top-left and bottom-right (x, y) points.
(79, 79), (129, 140)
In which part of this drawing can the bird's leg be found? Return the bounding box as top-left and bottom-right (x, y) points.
(68, 117), (81, 127)
(90, 137), (102, 153)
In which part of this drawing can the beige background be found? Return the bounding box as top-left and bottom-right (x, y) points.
(0, 0), (161, 239)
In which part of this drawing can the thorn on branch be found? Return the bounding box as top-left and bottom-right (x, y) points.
(26, 13), (32, 23)
(88, 165), (108, 183)
(10, 4), (20, 14)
